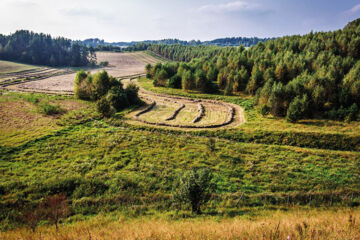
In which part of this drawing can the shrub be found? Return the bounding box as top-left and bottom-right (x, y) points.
(23, 94), (39, 104)
(259, 104), (270, 116)
(168, 74), (182, 89)
(125, 83), (140, 105)
(346, 103), (359, 122)
(74, 70), (140, 117)
(96, 97), (114, 118)
(39, 102), (64, 116)
(92, 70), (111, 99)
(106, 87), (129, 111)
(74, 70), (91, 100)
(173, 168), (215, 214)
(99, 61), (109, 67)
(40, 194), (70, 230)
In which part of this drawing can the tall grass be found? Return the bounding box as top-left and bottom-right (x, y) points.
(1, 209), (359, 240)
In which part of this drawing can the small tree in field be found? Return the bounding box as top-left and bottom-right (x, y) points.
(173, 168), (215, 214)
(41, 194), (70, 230)
(21, 207), (43, 232)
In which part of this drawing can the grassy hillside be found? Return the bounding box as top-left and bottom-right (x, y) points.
(1, 90), (360, 231)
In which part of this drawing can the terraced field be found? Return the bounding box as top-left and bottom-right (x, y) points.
(126, 81), (245, 129)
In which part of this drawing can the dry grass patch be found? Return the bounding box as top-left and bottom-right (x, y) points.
(2, 209), (360, 240)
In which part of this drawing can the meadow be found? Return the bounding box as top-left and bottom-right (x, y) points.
(1, 89), (360, 231)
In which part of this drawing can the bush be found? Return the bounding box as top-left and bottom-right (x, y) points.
(74, 70), (140, 117)
(74, 70), (92, 100)
(106, 87), (129, 111)
(99, 61), (109, 67)
(346, 103), (359, 122)
(168, 75), (182, 89)
(125, 83), (140, 105)
(39, 102), (64, 116)
(173, 168), (215, 214)
(259, 104), (270, 116)
(96, 97), (114, 118)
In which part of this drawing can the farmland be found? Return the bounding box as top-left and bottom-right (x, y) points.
(1, 51), (161, 95)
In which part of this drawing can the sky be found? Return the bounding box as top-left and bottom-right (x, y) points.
(0, 0), (359, 42)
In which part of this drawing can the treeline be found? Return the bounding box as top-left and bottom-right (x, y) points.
(146, 18), (360, 122)
(0, 30), (95, 67)
(82, 37), (272, 49)
(92, 45), (122, 52)
(203, 37), (274, 47)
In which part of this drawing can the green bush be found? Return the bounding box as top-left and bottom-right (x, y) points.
(96, 97), (114, 118)
(106, 87), (129, 111)
(168, 75), (182, 89)
(259, 104), (270, 116)
(125, 83), (140, 105)
(39, 102), (64, 116)
(99, 61), (109, 67)
(74, 70), (140, 117)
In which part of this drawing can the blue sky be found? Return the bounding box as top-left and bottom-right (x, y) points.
(0, 0), (359, 42)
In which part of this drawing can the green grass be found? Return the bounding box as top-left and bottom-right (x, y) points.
(1, 90), (360, 230)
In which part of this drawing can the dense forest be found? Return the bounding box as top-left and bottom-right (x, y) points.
(146, 18), (360, 122)
(0, 30), (95, 67)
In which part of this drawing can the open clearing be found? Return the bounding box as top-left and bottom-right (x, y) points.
(1, 51), (161, 94)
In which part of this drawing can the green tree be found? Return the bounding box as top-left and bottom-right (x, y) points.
(173, 168), (215, 214)
(286, 95), (309, 122)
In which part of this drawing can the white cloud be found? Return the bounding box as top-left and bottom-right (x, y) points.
(62, 8), (114, 22)
(344, 4), (360, 15)
(198, 1), (261, 13)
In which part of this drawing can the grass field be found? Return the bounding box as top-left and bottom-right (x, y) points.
(1, 92), (360, 232)
(0, 60), (40, 75)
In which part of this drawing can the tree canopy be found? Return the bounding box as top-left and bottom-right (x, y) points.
(0, 30), (95, 67)
(145, 18), (360, 122)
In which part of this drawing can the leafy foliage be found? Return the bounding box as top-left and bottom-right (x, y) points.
(74, 70), (140, 117)
(145, 18), (360, 121)
(173, 168), (215, 214)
